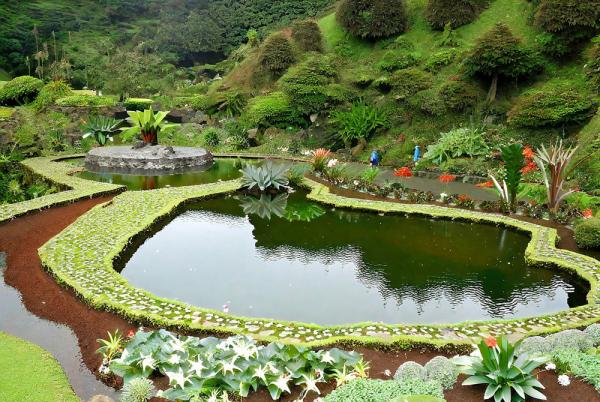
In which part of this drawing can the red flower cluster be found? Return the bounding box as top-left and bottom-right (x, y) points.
(394, 166), (413, 177)
(313, 148), (332, 160)
(484, 336), (498, 348)
(127, 329), (136, 338)
(583, 209), (593, 219)
(439, 174), (457, 184)
(458, 194), (471, 202)
(476, 181), (494, 188)
(521, 146), (538, 175)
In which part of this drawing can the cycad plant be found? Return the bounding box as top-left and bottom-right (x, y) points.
(120, 109), (178, 145)
(534, 140), (585, 214)
(82, 115), (122, 146)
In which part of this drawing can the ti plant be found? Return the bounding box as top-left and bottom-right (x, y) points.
(454, 336), (547, 402)
(534, 140), (585, 214)
(240, 162), (290, 192)
(82, 115), (122, 146)
(489, 144), (524, 212)
(120, 108), (178, 145)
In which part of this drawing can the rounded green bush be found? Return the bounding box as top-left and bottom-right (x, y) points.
(391, 68), (433, 100)
(121, 377), (154, 402)
(124, 98), (154, 111)
(291, 20), (323, 52)
(409, 89), (446, 116)
(575, 217), (600, 250)
(394, 361), (427, 382)
(55, 95), (116, 107)
(426, 0), (488, 30)
(584, 323), (600, 347)
(439, 80), (480, 111)
(547, 329), (594, 352)
(535, 0), (600, 35)
(424, 356), (459, 390)
(337, 0), (408, 40)
(202, 128), (221, 147)
(0, 75), (44, 105)
(244, 92), (303, 128)
(259, 33), (296, 75)
(517, 336), (551, 356)
(33, 81), (73, 110)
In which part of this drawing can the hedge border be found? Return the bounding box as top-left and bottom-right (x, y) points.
(37, 175), (600, 348)
(0, 155), (124, 224)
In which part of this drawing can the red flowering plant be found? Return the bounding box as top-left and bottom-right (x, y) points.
(454, 336), (547, 402)
(394, 166), (413, 178)
(456, 194), (475, 209)
(583, 209), (593, 219)
(476, 180), (494, 188)
(439, 174), (457, 184)
(311, 148), (332, 173)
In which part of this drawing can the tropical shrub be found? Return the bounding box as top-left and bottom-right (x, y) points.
(96, 330), (124, 362)
(424, 126), (489, 164)
(259, 33), (296, 75)
(0, 75), (44, 105)
(124, 98), (154, 111)
(244, 92), (303, 128)
(323, 378), (444, 402)
(465, 23), (543, 102)
(425, 0), (489, 30)
(507, 87), (596, 128)
(55, 95), (116, 107)
(454, 336), (547, 402)
(552, 349), (600, 391)
(223, 120), (250, 150)
(106, 330), (364, 401)
(330, 102), (390, 145)
(336, 0), (408, 40)
(291, 20), (323, 52)
(376, 51), (420, 72)
(439, 80), (480, 111)
(574, 217), (600, 250)
(312, 148), (332, 172)
(82, 115), (123, 146)
(120, 109), (178, 145)
(394, 361), (426, 382)
(120, 377), (155, 402)
(33, 81), (72, 110)
(202, 128), (221, 147)
(424, 356), (459, 390)
(215, 91), (247, 117)
(241, 162), (290, 192)
(391, 68), (432, 100)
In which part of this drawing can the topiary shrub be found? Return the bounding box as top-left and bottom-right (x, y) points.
(547, 329), (594, 352)
(575, 217), (600, 250)
(336, 0), (408, 40)
(123, 98), (154, 111)
(584, 324), (600, 347)
(517, 336), (551, 357)
(33, 80), (73, 111)
(0, 75), (44, 105)
(507, 86), (596, 128)
(438, 80), (480, 111)
(425, 0), (489, 30)
(424, 356), (459, 390)
(244, 92), (304, 128)
(394, 361), (427, 382)
(323, 378), (443, 402)
(376, 51), (421, 72)
(259, 33), (296, 75)
(291, 20), (324, 52)
(55, 95), (116, 107)
(391, 68), (433, 100)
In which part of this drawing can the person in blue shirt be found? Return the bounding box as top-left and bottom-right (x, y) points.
(370, 150), (381, 167)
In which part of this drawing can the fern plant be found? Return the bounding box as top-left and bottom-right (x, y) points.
(331, 102), (389, 146)
(240, 162), (290, 192)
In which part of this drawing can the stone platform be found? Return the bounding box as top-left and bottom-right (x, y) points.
(85, 145), (213, 175)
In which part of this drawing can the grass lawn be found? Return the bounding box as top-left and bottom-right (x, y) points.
(0, 332), (79, 402)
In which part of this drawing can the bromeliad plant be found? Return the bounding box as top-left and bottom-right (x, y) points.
(104, 329), (365, 401)
(240, 162), (290, 192)
(120, 109), (178, 145)
(82, 115), (123, 146)
(454, 336), (547, 402)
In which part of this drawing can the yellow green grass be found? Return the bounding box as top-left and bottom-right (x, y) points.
(0, 332), (78, 402)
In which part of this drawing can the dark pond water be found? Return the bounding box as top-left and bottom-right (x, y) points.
(119, 192), (588, 326)
(76, 158), (263, 191)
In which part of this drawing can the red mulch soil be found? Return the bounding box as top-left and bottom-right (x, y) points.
(1, 196), (598, 401)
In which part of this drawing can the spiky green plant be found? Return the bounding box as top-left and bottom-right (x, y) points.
(82, 116), (122, 146)
(120, 377), (155, 402)
(240, 162), (290, 192)
(501, 143), (525, 211)
(120, 109), (178, 145)
(241, 193), (288, 219)
(96, 330), (124, 362)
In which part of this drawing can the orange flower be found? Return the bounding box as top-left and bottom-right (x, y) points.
(313, 148), (332, 160)
(476, 181), (494, 188)
(583, 209), (593, 219)
(523, 146), (535, 160)
(458, 194), (471, 202)
(394, 166), (413, 178)
(521, 161), (538, 174)
(439, 174), (457, 184)
(484, 336), (498, 348)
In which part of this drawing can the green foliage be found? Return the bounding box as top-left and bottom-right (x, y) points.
(517, 336), (551, 357)
(324, 378), (443, 402)
(120, 109), (178, 144)
(0, 75), (43, 105)
(188, 95), (220, 114)
(55, 95), (116, 107)
(124, 98), (154, 111)
(574, 217), (600, 250)
(584, 324), (600, 347)
(336, 0), (408, 40)
(454, 336), (547, 402)
(292, 20), (324, 52)
(547, 329), (594, 352)
(241, 193), (288, 219)
(439, 80), (480, 111)
(202, 128), (221, 147)
(259, 33), (296, 75)
(108, 329), (363, 401)
(552, 349), (600, 391)
(507, 86), (596, 128)
(96, 330), (124, 362)
(33, 80), (72, 111)
(360, 167), (380, 185)
(391, 68), (432, 100)
(586, 42), (600, 93)
(424, 126), (489, 164)
(241, 162), (290, 192)
(394, 361), (426, 382)
(215, 91), (247, 117)
(331, 102), (390, 144)
(244, 92), (303, 128)
(426, 0), (489, 30)
(534, 0), (600, 36)
(501, 143), (525, 210)
(409, 89), (446, 116)
(376, 51), (420, 72)
(120, 377), (155, 402)
(424, 356), (459, 390)
(424, 49), (459, 72)
(82, 115), (122, 146)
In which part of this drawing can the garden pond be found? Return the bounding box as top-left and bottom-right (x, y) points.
(118, 191), (589, 326)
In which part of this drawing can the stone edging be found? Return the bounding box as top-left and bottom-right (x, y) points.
(37, 176), (600, 347)
(0, 155), (124, 224)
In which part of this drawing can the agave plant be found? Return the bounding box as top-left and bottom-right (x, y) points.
(120, 109), (178, 145)
(241, 193), (288, 219)
(534, 140), (586, 214)
(240, 162), (290, 192)
(82, 115), (122, 146)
